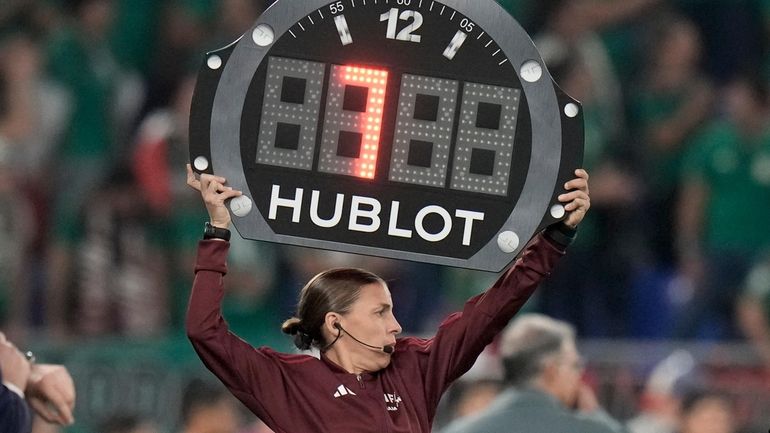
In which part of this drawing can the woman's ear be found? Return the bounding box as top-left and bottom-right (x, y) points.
(323, 312), (342, 337)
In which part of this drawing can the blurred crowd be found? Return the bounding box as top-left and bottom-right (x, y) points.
(2, 0), (770, 431)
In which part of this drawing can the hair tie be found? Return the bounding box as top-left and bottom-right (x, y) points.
(294, 326), (314, 350)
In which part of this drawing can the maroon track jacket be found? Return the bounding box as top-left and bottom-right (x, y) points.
(187, 231), (567, 433)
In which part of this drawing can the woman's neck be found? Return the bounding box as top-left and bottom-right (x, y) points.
(325, 346), (366, 374)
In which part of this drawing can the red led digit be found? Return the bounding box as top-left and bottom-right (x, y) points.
(318, 64), (388, 180)
(343, 66), (387, 179)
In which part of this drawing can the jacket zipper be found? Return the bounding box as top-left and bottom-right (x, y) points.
(356, 374), (365, 389)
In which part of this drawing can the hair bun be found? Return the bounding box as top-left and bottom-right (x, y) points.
(281, 317), (302, 335)
(281, 317), (313, 350)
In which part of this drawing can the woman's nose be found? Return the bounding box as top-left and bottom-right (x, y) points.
(390, 316), (402, 335)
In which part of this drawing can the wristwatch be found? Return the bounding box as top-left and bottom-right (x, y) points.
(204, 222), (231, 241)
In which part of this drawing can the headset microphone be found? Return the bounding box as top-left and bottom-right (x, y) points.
(334, 323), (394, 354)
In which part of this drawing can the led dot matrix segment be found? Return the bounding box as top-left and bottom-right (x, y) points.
(318, 64), (388, 179)
(256, 57), (326, 170)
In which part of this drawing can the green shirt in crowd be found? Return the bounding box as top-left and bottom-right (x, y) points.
(683, 120), (770, 254)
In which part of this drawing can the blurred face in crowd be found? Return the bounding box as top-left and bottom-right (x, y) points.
(724, 79), (768, 133)
(78, 0), (115, 38)
(329, 282), (402, 372)
(680, 396), (735, 433)
(658, 21), (702, 71)
(546, 340), (585, 408)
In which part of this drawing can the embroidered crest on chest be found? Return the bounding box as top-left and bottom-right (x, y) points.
(384, 392), (403, 411)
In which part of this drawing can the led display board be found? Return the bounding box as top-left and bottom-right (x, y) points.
(189, 0), (584, 272)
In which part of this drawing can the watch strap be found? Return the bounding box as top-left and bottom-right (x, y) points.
(204, 222), (231, 241)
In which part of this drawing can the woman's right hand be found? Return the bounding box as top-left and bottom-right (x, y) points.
(186, 164), (242, 228)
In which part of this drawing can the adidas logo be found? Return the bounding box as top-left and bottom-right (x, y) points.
(333, 384), (357, 398)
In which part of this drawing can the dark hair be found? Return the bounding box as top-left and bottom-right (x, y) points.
(281, 268), (385, 350)
(181, 378), (231, 423)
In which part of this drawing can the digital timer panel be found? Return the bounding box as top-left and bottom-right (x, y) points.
(189, 0), (584, 271)
(256, 55), (522, 196)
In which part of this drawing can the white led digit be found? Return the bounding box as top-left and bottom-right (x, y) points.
(334, 15), (353, 46)
(256, 56), (326, 170)
(318, 64), (388, 179)
(388, 74), (459, 187)
(450, 82), (521, 196)
(443, 30), (468, 60)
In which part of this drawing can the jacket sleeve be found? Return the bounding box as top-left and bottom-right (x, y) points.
(0, 369), (32, 433)
(419, 227), (572, 411)
(185, 240), (295, 428)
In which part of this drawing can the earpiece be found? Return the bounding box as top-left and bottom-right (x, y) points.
(333, 323), (395, 354)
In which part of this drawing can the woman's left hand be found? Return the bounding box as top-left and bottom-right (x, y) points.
(186, 164), (242, 228)
(557, 169), (590, 229)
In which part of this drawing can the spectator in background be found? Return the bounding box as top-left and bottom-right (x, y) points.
(132, 72), (207, 328)
(627, 350), (696, 433)
(0, 117), (35, 333)
(72, 165), (169, 336)
(179, 378), (241, 433)
(0, 32), (64, 336)
(674, 72), (770, 339)
(535, 51), (644, 337)
(1, 332), (31, 433)
(736, 255), (770, 368)
(132, 73), (279, 336)
(677, 391), (736, 433)
(0, 332), (76, 430)
(142, 2), (208, 116)
(440, 314), (626, 433)
(628, 13), (715, 270)
(45, 0), (143, 336)
(0, 26), (70, 181)
(531, 0), (662, 142)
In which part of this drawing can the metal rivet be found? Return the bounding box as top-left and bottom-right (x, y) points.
(550, 204), (566, 219)
(497, 231), (520, 253)
(230, 195), (253, 217)
(564, 103), (579, 118)
(193, 156), (209, 171)
(207, 55), (222, 70)
(253, 24), (275, 47)
(520, 60), (542, 83)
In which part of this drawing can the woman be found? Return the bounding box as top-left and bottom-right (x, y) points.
(185, 165), (590, 433)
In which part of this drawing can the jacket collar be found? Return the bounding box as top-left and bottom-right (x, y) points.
(319, 351), (378, 380)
